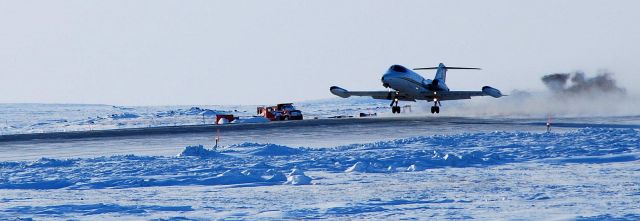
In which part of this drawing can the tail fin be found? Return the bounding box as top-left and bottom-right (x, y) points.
(413, 63), (481, 82)
(434, 63), (448, 81)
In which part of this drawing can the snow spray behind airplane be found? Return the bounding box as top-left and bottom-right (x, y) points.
(434, 71), (638, 117)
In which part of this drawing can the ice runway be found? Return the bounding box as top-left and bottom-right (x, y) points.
(0, 116), (619, 161)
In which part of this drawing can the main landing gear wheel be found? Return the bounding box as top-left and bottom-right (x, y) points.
(430, 100), (441, 114)
(430, 106), (440, 114)
(390, 98), (401, 114)
(392, 106), (401, 113)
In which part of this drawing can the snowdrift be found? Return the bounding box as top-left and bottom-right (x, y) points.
(0, 128), (638, 190)
(1, 127), (639, 220)
(177, 145), (227, 158)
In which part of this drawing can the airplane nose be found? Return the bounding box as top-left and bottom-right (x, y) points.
(381, 76), (389, 87)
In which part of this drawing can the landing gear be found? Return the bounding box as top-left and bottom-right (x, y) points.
(390, 98), (401, 114)
(430, 106), (440, 114)
(430, 100), (441, 114)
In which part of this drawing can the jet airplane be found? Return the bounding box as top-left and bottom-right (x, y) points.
(330, 63), (504, 114)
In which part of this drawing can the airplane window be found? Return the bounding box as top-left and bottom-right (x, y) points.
(391, 65), (407, 73)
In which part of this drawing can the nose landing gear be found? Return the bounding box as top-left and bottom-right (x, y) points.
(430, 99), (441, 114)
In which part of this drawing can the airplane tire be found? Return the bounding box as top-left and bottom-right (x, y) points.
(392, 106), (400, 114)
(435, 106), (440, 114)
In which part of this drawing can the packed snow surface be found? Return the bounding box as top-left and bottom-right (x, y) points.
(0, 104), (243, 135)
(0, 100), (384, 135)
(1, 127), (639, 220)
(2, 98), (640, 136)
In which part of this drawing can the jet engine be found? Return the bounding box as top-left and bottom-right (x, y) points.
(330, 86), (351, 98)
(482, 86), (503, 98)
(427, 79), (440, 91)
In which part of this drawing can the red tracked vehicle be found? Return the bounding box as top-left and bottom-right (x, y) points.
(257, 103), (303, 121)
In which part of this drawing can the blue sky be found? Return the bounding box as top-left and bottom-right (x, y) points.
(1, 1), (638, 105)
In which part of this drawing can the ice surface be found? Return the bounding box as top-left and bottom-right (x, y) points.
(1, 128), (639, 220)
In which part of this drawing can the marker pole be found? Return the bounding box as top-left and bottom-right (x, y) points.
(214, 129), (220, 151)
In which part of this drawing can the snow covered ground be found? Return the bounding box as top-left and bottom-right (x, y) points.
(1, 128), (639, 220)
(0, 104), (247, 135)
(0, 99), (392, 136)
(1, 101), (640, 220)
(2, 95), (639, 136)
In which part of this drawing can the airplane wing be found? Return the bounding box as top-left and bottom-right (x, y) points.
(419, 86), (503, 101)
(419, 91), (486, 101)
(331, 86), (502, 101)
(330, 86), (416, 101)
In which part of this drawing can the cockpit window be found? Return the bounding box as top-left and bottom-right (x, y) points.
(390, 65), (407, 73)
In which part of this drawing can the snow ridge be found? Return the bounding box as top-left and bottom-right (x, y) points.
(1, 128), (637, 190)
(1, 128), (639, 220)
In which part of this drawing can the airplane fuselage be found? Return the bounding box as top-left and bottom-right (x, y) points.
(381, 65), (450, 97)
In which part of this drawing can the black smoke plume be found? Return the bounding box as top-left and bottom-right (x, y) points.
(541, 72), (626, 96)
